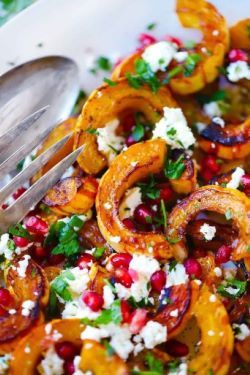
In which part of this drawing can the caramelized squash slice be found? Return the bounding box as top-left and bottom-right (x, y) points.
(74, 78), (177, 174)
(230, 18), (250, 50)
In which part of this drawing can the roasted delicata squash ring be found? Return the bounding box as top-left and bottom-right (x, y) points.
(188, 286), (233, 375)
(43, 176), (98, 215)
(74, 78), (177, 174)
(167, 186), (250, 261)
(154, 280), (199, 339)
(9, 319), (84, 375)
(96, 139), (172, 259)
(199, 117), (250, 159)
(79, 340), (129, 375)
(112, 0), (229, 95)
(0, 257), (49, 353)
(230, 18), (250, 50)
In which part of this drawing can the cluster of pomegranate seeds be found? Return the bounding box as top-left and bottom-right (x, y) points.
(200, 154), (221, 182)
(121, 300), (133, 323)
(0, 306), (7, 317)
(77, 253), (95, 269)
(111, 253), (132, 269)
(215, 245), (232, 265)
(33, 246), (47, 259)
(165, 339), (189, 357)
(159, 184), (174, 201)
(138, 33), (157, 48)
(134, 203), (154, 225)
(48, 254), (65, 265)
(115, 268), (133, 288)
(184, 258), (202, 279)
(241, 173), (250, 196)
(25, 215), (48, 236)
(129, 308), (148, 334)
(150, 270), (166, 293)
(0, 288), (13, 308)
(13, 236), (30, 248)
(228, 49), (248, 62)
(82, 291), (104, 312)
(55, 341), (78, 361)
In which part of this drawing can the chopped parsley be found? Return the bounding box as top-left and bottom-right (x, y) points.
(146, 22), (157, 31)
(90, 56), (112, 74)
(183, 53), (201, 77)
(86, 128), (99, 135)
(137, 174), (160, 200)
(7, 239), (15, 251)
(169, 259), (178, 271)
(163, 65), (183, 84)
(103, 77), (117, 86)
(102, 339), (115, 356)
(165, 154), (186, 180)
(93, 246), (105, 260)
(126, 58), (161, 93)
(8, 223), (32, 240)
(132, 113), (145, 142)
(132, 353), (164, 375)
(51, 270), (75, 302)
(217, 279), (247, 299)
(166, 237), (181, 245)
(167, 359), (181, 373)
(85, 300), (122, 326)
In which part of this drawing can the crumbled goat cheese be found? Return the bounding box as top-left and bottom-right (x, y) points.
(226, 167), (245, 189)
(16, 254), (31, 278)
(170, 309), (179, 317)
(233, 323), (250, 341)
(39, 347), (64, 375)
(213, 116), (225, 128)
(24, 345), (31, 354)
(152, 107), (195, 149)
(109, 236), (121, 244)
(227, 61), (250, 82)
(119, 187), (142, 220)
(200, 223), (216, 241)
(195, 122), (206, 134)
(203, 101), (222, 118)
(129, 254), (160, 279)
(45, 323), (52, 335)
(65, 267), (90, 296)
(164, 263), (189, 288)
(142, 41), (177, 72)
(174, 51), (188, 63)
(21, 300), (35, 316)
(97, 119), (125, 163)
(214, 267), (222, 277)
(139, 321), (167, 349)
(0, 233), (13, 260)
(224, 286), (240, 296)
(62, 299), (100, 320)
(103, 285), (115, 308)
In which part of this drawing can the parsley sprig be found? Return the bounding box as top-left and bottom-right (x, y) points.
(137, 174), (160, 200)
(8, 223), (32, 240)
(132, 353), (164, 375)
(217, 279), (247, 299)
(51, 269), (75, 302)
(165, 154), (186, 180)
(126, 59), (161, 93)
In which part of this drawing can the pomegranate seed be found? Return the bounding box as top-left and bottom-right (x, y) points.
(55, 341), (77, 360)
(201, 155), (220, 173)
(0, 306), (7, 317)
(111, 253), (132, 269)
(134, 204), (154, 225)
(64, 361), (75, 375)
(159, 185), (173, 201)
(129, 308), (147, 334)
(25, 216), (48, 235)
(165, 35), (182, 48)
(121, 113), (135, 133)
(82, 291), (104, 312)
(13, 236), (30, 247)
(115, 268), (133, 288)
(241, 173), (250, 196)
(138, 33), (157, 47)
(13, 187), (26, 200)
(0, 288), (13, 307)
(33, 246), (47, 259)
(122, 218), (136, 231)
(1, 204), (8, 210)
(150, 270), (166, 293)
(215, 245), (232, 265)
(48, 254), (65, 265)
(228, 49), (248, 62)
(125, 134), (137, 147)
(165, 340), (189, 357)
(77, 253), (95, 269)
(200, 169), (214, 183)
(184, 258), (202, 279)
(121, 300), (133, 323)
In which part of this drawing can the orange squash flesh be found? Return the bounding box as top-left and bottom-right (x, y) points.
(230, 18), (250, 50)
(74, 78), (177, 174)
(80, 340), (129, 375)
(96, 139), (172, 259)
(0, 257), (49, 353)
(167, 186), (250, 261)
(189, 286), (234, 375)
(9, 319), (84, 375)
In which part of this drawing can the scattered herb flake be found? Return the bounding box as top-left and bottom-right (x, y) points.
(93, 247), (105, 259)
(165, 154), (186, 180)
(147, 22), (157, 31)
(137, 174), (160, 200)
(217, 279), (247, 299)
(103, 77), (117, 86)
(95, 300), (122, 325)
(8, 223), (32, 240)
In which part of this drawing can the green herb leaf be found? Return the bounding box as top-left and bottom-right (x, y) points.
(93, 247), (105, 260)
(137, 174), (160, 200)
(167, 359), (181, 373)
(95, 300), (122, 325)
(103, 77), (117, 86)
(51, 271), (75, 302)
(163, 65), (183, 84)
(132, 113), (145, 142)
(8, 223), (32, 240)
(90, 56), (112, 75)
(145, 353), (164, 374)
(247, 25), (250, 38)
(72, 89), (86, 114)
(160, 199), (167, 230)
(126, 59), (161, 93)
(166, 237), (181, 245)
(165, 154), (186, 180)
(169, 259), (178, 271)
(147, 22), (157, 31)
(87, 128), (99, 135)
(217, 279), (247, 299)
(7, 239), (15, 251)
(102, 339), (115, 356)
(183, 53), (201, 76)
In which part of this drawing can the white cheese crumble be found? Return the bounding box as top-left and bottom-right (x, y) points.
(209, 294), (217, 302)
(21, 300), (35, 316)
(203, 101), (222, 118)
(213, 116), (225, 128)
(109, 236), (121, 244)
(139, 321), (167, 349)
(169, 362), (188, 375)
(103, 285), (115, 308)
(62, 299), (100, 320)
(39, 347), (64, 375)
(119, 187), (142, 220)
(97, 119), (125, 163)
(226, 167), (245, 189)
(142, 41), (177, 72)
(195, 122), (206, 134)
(214, 267), (222, 277)
(16, 254), (31, 278)
(233, 323), (250, 341)
(174, 51), (188, 63)
(152, 107), (195, 149)
(170, 309), (179, 317)
(200, 223), (216, 241)
(227, 61), (250, 82)
(164, 263), (189, 288)
(65, 267), (90, 296)
(0, 233), (13, 260)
